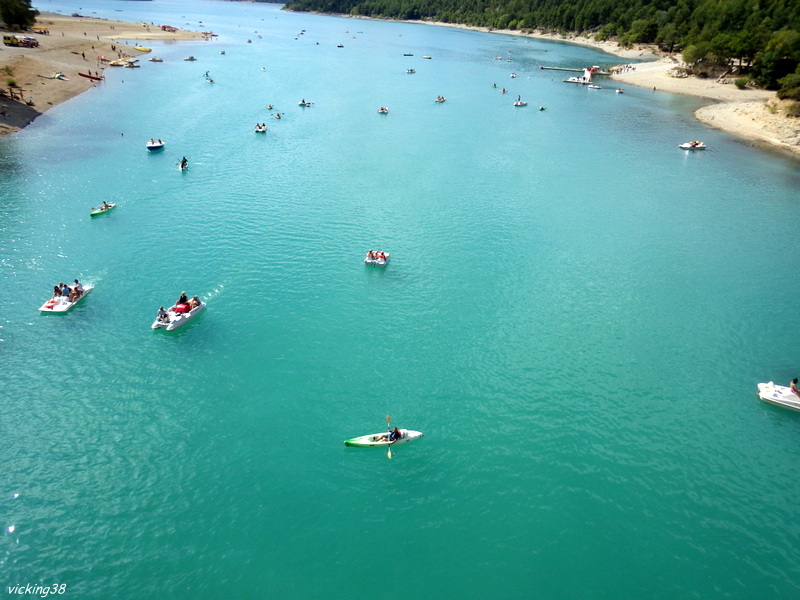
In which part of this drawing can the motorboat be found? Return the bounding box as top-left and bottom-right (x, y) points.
(513, 97), (527, 106)
(679, 141), (706, 150)
(220, 51), (225, 55)
(404, 53), (413, 56)
(377, 107), (388, 114)
(148, 57), (163, 62)
(757, 382), (800, 411)
(422, 55), (432, 59)
(364, 251), (390, 266)
(615, 88), (624, 93)
(40, 286), (93, 312)
(146, 139), (165, 151)
(563, 77), (589, 84)
(510, 73), (516, 77)
(298, 100), (312, 107)
(90, 203), (116, 216)
(184, 56), (197, 61)
(344, 429), (423, 447)
(435, 96), (446, 103)
(588, 84), (601, 89)
(254, 124), (267, 133)
(407, 68), (415, 74)
(152, 301), (206, 331)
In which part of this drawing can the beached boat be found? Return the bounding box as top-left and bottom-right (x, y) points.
(134, 46), (151, 52)
(78, 72), (103, 81)
(152, 302), (206, 331)
(679, 141), (706, 150)
(90, 203), (116, 216)
(757, 382), (800, 411)
(364, 251), (390, 266)
(40, 286), (93, 313)
(146, 139), (165, 151)
(344, 429), (423, 447)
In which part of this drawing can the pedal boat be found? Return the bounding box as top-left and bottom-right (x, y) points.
(40, 286), (94, 312)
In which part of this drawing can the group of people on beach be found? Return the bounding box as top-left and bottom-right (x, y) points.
(52, 279), (84, 303)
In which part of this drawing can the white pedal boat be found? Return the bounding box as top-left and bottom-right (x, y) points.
(40, 286), (94, 312)
(757, 382), (800, 411)
(344, 429), (423, 447)
(364, 252), (390, 266)
(152, 302), (206, 331)
(146, 140), (165, 151)
(679, 141), (706, 150)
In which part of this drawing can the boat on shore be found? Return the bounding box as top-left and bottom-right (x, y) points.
(679, 141), (706, 150)
(134, 46), (151, 52)
(757, 382), (800, 411)
(152, 301), (206, 331)
(344, 429), (423, 447)
(90, 203), (116, 216)
(78, 72), (103, 81)
(40, 286), (93, 313)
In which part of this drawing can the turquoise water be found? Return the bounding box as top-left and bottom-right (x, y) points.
(3, 1), (800, 597)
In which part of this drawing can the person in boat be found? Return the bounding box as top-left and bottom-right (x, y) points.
(60, 282), (71, 297)
(101, 201), (112, 210)
(68, 279), (84, 302)
(791, 379), (800, 397)
(501, 88), (506, 94)
(189, 296), (201, 310)
(492, 82), (497, 88)
(52, 284), (61, 299)
(149, 138), (155, 144)
(156, 306), (169, 323)
(275, 113), (281, 119)
(180, 157), (188, 169)
(267, 104), (273, 110)
(375, 428), (402, 443)
(366, 250), (374, 259)
(177, 291), (189, 306)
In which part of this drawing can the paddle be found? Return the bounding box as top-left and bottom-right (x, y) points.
(386, 415), (392, 459)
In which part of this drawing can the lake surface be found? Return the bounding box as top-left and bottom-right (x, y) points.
(3, 1), (800, 598)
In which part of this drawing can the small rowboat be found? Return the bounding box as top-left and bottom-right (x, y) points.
(344, 429), (423, 447)
(40, 286), (94, 312)
(78, 72), (103, 81)
(757, 382), (800, 411)
(90, 203), (116, 216)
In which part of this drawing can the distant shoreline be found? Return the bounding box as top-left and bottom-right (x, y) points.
(324, 13), (800, 159)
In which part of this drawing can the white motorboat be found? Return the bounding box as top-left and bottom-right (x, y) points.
(148, 57), (163, 62)
(615, 88), (624, 93)
(40, 286), (93, 312)
(588, 84), (601, 89)
(146, 139), (165, 151)
(364, 251), (390, 266)
(757, 382), (800, 411)
(152, 302), (206, 331)
(679, 141), (706, 150)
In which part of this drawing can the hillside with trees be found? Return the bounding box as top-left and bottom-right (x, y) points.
(281, 0), (800, 97)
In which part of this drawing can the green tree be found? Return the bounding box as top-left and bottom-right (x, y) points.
(0, 0), (39, 28)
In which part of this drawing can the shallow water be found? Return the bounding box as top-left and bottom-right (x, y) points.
(2, 1), (800, 598)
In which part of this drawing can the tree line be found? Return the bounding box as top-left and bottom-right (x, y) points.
(280, 0), (800, 97)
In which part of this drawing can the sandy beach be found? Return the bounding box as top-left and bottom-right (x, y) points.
(0, 12), (204, 136)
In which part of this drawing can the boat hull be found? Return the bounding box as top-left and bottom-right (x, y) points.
(40, 286), (94, 312)
(344, 430), (423, 447)
(757, 382), (800, 411)
(152, 302), (206, 330)
(90, 203), (116, 216)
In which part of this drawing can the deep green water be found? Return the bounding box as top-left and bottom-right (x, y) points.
(2, 1), (800, 598)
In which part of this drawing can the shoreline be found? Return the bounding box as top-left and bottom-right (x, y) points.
(344, 14), (800, 159)
(0, 12), (205, 137)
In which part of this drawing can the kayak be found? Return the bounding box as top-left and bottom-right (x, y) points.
(344, 429), (423, 447)
(757, 382), (800, 411)
(152, 301), (206, 331)
(40, 286), (93, 312)
(90, 203), (116, 216)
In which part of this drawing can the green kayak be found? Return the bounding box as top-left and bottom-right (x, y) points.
(90, 203), (116, 216)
